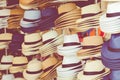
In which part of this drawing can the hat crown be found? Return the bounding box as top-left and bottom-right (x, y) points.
(27, 59), (42, 72)
(1, 55), (14, 62)
(24, 10), (41, 20)
(107, 2), (120, 15)
(84, 60), (105, 72)
(2, 74), (15, 80)
(109, 34), (120, 49)
(82, 3), (100, 15)
(13, 57), (28, 64)
(64, 34), (79, 44)
(42, 30), (58, 42)
(82, 36), (103, 46)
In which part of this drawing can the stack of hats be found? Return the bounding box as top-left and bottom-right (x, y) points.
(77, 36), (103, 59)
(57, 34), (84, 80)
(22, 32), (42, 56)
(74, 3), (103, 32)
(77, 59), (110, 80)
(9, 56), (28, 74)
(101, 34), (120, 70)
(20, 9), (41, 33)
(0, 55), (14, 71)
(38, 7), (58, 31)
(23, 59), (43, 80)
(0, 33), (12, 49)
(54, 3), (81, 29)
(100, 2), (120, 34)
(0, 9), (10, 29)
(9, 33), (24, 54)
(39, 30), (63, 57)
(7, 7), (24, 29)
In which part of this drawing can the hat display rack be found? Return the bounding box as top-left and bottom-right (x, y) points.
(0, 0), (120, 80)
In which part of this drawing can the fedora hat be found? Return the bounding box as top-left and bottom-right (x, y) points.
(1, 74), (15, 80)
(23, 59), (43, 80)
(77, 59), (110, 80)
(77, 36), (103, 59)
(100, 2), (120, 34)
(42, 30), (58, 44)
(0, 33), (12, 42)
(14, 78), (26, 80)
(0, 55), (14, 70)
(9, 56), (28, 73)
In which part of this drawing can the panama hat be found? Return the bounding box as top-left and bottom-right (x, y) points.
(100, 2), (120, 34)
(0, 33), (12, 42)
(77, 36), (103, 59)
(14, 78), (26, 80)
(9, 56), (28, 73)
(77, 59), (110, 80)
(23, 59), (43, 80)
(0, 0), (7, 7)
(1, 74), (15, 80)
(0, 55), (14, 70)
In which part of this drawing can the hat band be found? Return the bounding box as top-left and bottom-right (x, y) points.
(108, 46), (120, 52)
(63, 42), (81, 47)
(82, 44), (102, 49)
(12, 63), (27, 66)
(62, 61), (82, 68)
(107, 12), (120, 17)
(43, 38), (54, 44)
(71, 65), (83, 70)
(1, 62), (12, 64)
(43, 65), (55, 72)
(83, 57), (101, 61)
(26, 69), (42, 74)
(81, 12), (101, 18)
(83, 69), (105, 75)
(23, 18), (40, 22)
(24, 39), (42, 45)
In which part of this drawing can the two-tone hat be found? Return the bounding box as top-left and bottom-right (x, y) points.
(77, 59), (110, 80)
(9, 56), (28, 74)
(100, 2), (120, 34)
(23, 59), (43, 80)
(22, 32), (42, 56)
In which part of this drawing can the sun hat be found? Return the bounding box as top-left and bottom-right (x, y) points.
(42, 30), (58, 44)
(0, 55), (14, 70)
(77, 36), (103, 59)
(23, 59), (43, 80)
(1, 74), (15, 80)
(14, 78), (26, 80)
(77, 59), (110, 80)
(100, 2), (120, 34)
(9, 56), (28, 73)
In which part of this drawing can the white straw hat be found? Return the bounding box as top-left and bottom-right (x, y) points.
(14, 78), (26, 80)
(0, 55), (14, 70)
(1, 74), (15, 80)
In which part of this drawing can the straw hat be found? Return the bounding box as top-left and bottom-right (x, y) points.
(77, 60), (110, 80)
(77, 36), (103, 59)
(1, 74), (15, 80)
(0, 55), (14, 70)
(0, 33), (12, 41)
(0, 0), (7, 7)
(14, 78), (26, 80)
(23, 59), (42, 80)
(100, 2), (120, 34)
(9, 56), (28, 73)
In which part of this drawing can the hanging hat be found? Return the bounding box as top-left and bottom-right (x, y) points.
(9, 56), (28, 73)
(77, 59), (110, 80)
(77, 36), (103, 59)
(23, 59), (43, 80)
(0, 55), (14, 70)
(100, 2), (120, 34)
(20, 9), (41, 33)
(1, 74), (15, 80)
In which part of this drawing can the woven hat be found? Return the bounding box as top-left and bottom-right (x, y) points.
(1, 74), (15, 80)
(14, 78), (26, 80)
(77, 36), (103, 59)
(0, 33), (12, 42)
(0, 55), (14, 70)
(77, 59), (110, 80)
(100, 2), (120, 34)
(9, 56), (28, 73)
(23, 59), (43, 80)
(20, 9), (41, 33)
